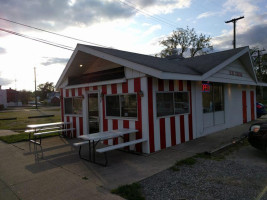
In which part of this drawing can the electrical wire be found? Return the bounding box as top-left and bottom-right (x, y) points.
(122, 0), (178, 27)
(0, 17), (108, 48)
(0, 27), (74, 51)
(117, 0), (177, 29)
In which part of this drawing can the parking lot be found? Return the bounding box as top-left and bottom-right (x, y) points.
(140, 143), (267, 200)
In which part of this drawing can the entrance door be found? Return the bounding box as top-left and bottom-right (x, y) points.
(242, 91), (247, 123)
(88, 93), (100, 134)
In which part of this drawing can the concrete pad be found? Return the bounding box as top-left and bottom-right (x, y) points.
(0, 179), (19, 200)
(0, 130), (20, 136)
(0, 141), (123, 200)
(0, 119), (264, 200)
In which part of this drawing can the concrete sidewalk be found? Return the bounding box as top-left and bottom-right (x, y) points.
(0, 130), (20, 136)
(0, 118), (264, 200)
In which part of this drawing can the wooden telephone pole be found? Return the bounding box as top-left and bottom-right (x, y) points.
(225, 16), (244, 49)
(34, 67), (38, 109)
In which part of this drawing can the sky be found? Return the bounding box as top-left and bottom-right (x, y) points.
(0, 0), (266, 91)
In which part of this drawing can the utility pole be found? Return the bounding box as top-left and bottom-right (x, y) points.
(34, 67), (38, 109)
(225, 16), (244, 49)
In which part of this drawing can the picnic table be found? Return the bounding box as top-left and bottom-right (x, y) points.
(74, 129), (147, 166)
(26, 122), (74, 145)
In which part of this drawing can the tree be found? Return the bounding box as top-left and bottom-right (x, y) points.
(158, 27), (213, 58)
(18, 90), (33, 105)
(250, 47), (267, 82)
(37, 82), (55, 101)
(250, 46), (267, 100)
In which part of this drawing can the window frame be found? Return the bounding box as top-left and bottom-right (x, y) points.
(156, 91), (190, 118)
(105, 93), (138, 119)
(64, 97), (83, 116)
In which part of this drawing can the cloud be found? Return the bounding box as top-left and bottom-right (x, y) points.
(143, 24), (161, 37)
(0, 0), (192, 33)
(197, 11), (216, 19)
(212, 24), (267, 50)
(0, 47), (6, 54)
(212, 0), (267, 50)
(0, 73), (12, 86)
(41, 57), (68, 66)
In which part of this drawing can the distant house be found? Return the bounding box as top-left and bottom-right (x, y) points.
(0, 86), (7, 108)
(47, 92), (60, 106)
(56, 44), (266, 154)
(6, 88), (22, 107)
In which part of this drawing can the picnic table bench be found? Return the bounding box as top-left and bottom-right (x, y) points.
(74, 129), (147, 166)
(25, 122), (75, 145)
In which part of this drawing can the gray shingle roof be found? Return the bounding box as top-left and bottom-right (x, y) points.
(81, 44), (248, 75)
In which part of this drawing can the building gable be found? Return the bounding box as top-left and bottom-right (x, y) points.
(206, 59), (256, 85)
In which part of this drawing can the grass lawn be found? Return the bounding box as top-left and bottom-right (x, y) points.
(0, 106), (61, 131)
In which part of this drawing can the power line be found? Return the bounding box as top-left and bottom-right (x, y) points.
(0, 27), (74, 51)
(0, 17), (108, 48)
(122, 0), (177, 27)
(117, 0), (177, 29)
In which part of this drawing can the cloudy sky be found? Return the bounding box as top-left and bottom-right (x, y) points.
(0, 0), (266, 91)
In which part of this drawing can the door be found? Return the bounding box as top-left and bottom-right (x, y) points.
(250, 91), (255, 120)
(242, 91), (247, 123)
(88, 93), (100, 134)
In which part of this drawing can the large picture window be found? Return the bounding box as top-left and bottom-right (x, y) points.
(156, 92), (190, 117)
(64, 97), (83, 115)
(106, 94), (137, 118)
(202, 83), (224, 113)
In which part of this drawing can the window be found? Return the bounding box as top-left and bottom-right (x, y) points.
(156, 93), (174, 117)
(64, 98), (73, 114)
(202, 83), (224, 113)
(106, 95), (120, 117)
(121, 95), (137, 117)
(105, 94), (137, 118)
(156, 92), (190, 117)
(64, 97), (83, 115)
(174, 92), (189, 114)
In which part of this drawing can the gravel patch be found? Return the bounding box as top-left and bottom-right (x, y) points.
(140, 156), (267, 200)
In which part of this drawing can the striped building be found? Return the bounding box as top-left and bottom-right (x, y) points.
(56, 45), (263, 154)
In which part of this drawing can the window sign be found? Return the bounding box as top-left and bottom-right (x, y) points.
(202, 82), (211, 92)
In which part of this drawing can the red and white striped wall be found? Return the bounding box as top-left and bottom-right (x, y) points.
(147, 77), (194, 153)
(60, 77), (149, 153)
(60, 77), (194, 154)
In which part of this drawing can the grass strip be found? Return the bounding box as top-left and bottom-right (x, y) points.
(111, 183), (145, 200)
(171, 157), (197, 171)
(0, 132), (59, 144)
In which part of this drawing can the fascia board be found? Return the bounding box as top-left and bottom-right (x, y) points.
(204, 77), (257, 86)
(78, 45), (163, 79)
(201, 47), (249, 80)
(160, 72), (201, 80)
(55, 47), (79, 89)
